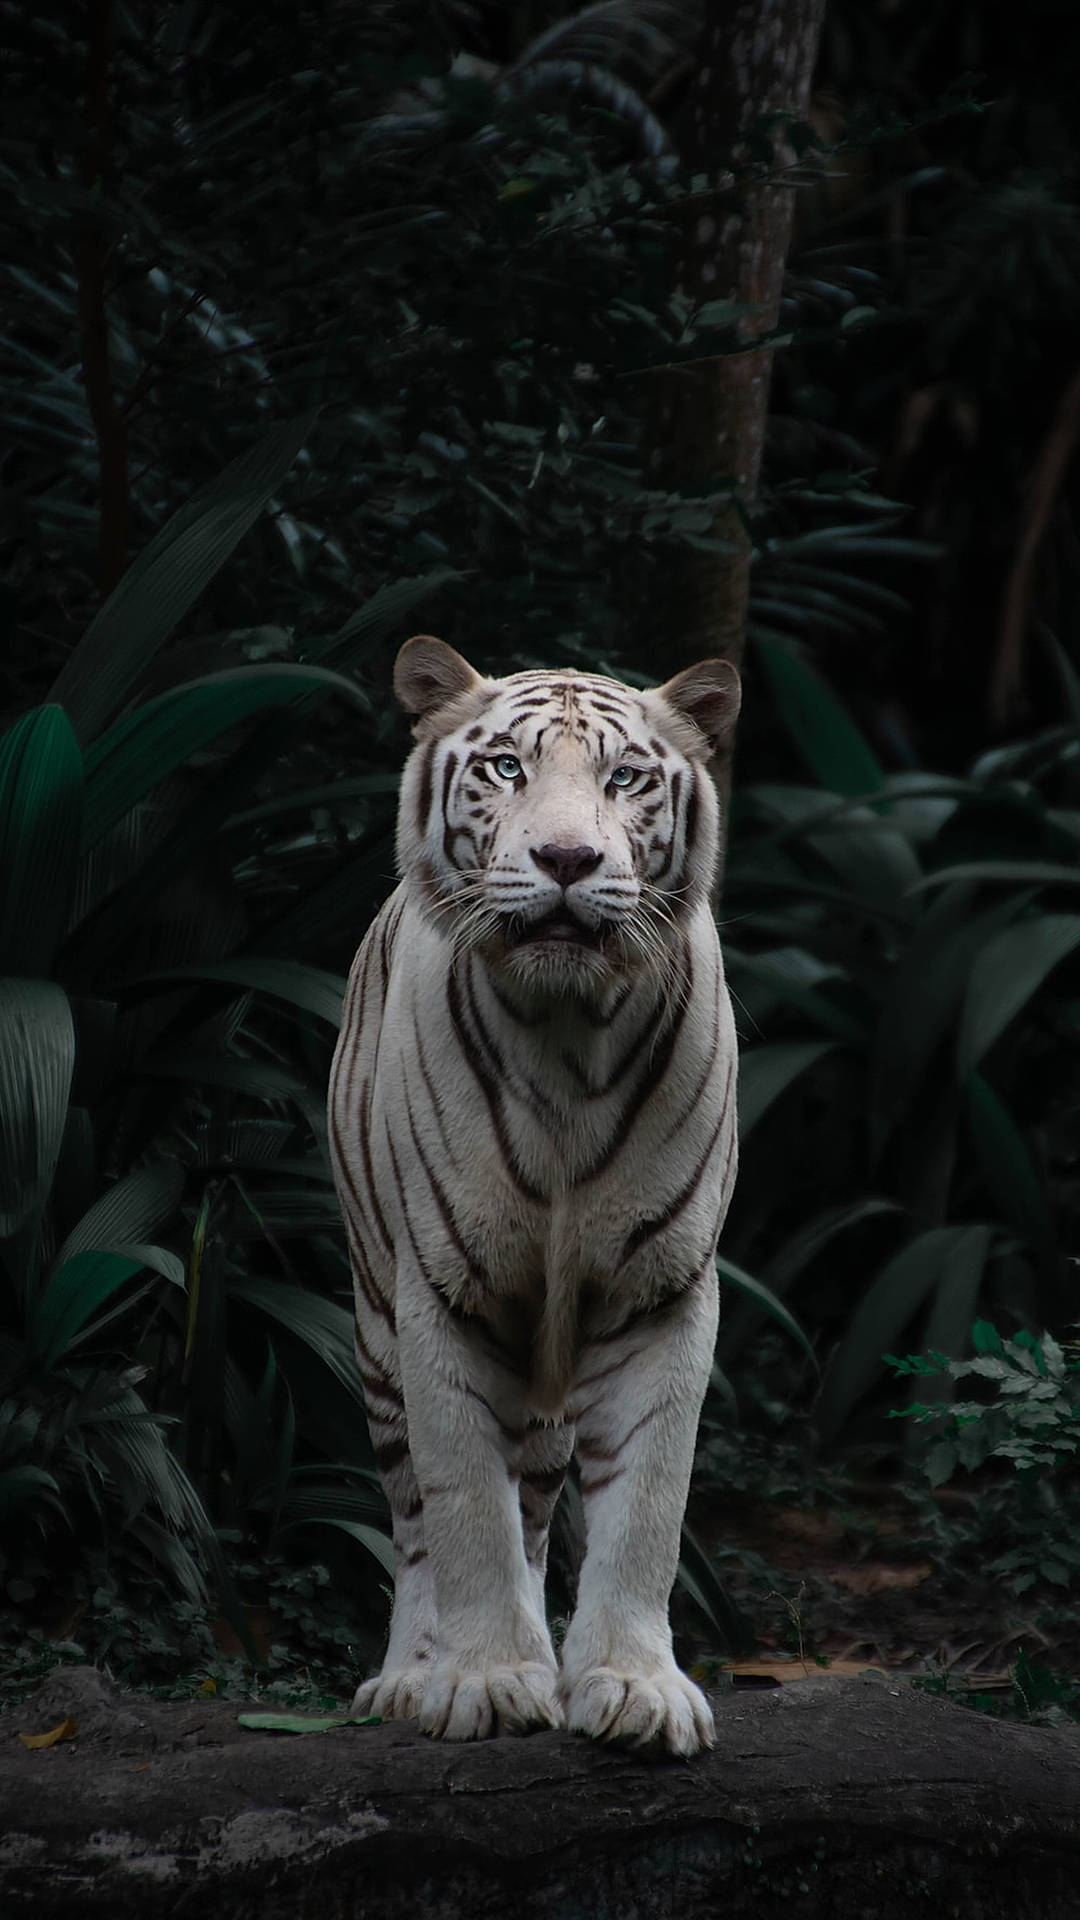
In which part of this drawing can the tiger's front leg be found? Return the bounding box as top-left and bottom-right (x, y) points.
(396, 1265), (564, 1739)
(560, 1264), (719, 1757)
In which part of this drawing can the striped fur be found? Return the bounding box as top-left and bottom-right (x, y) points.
(328, 637), (740, 1755)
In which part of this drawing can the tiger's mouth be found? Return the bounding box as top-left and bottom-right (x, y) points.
(504, 910), (606, 951)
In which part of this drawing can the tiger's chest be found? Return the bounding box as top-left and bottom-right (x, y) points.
(365, 914), (737, 1316)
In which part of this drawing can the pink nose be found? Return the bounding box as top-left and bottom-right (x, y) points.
(530, 843), (602, 888)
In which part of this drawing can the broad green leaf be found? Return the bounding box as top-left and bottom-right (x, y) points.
(800, 818), (922, 906)
(0, 1465), (63, 1520)
(144, 1055), (312, 1101)
(677, 1525), (755, 1656)
(129, 959), (346, 1029)
(49, 412), (320, 741)
(247, 832), (396, 959)
(737, 1041), (838, 1139)
(61, 1254), (184, 1355)
(715, 1255), (817, 1368)
(307, 569), (463, 668)
(227, 773), (401, 829)
(27, 1250), (147, 1369)
(719, 1199), (900, 1367)
(282, 1467), (386, 1528)
(236, 1711), (380, 1734)
(763, 1199), (901, 1297)
(870, 885), (1029, 1153)
(755, 636), (886, 796)
(909, 861), (1080, 893)
(51, 1162), (185, 1270)
(0, 979), (75, 1238)
(965, 1074), (1054, 1250)
(81, 664), (367, 851)
(229, 1276), (364, 1403)
(279, 1514), (395, 1579)
(821, 1228), (972, 1438)
(916, 1224), (994, 1410)
(958, 915), (1080, 1072)
(0, 708), (83, 975)
(724, 947), (864, 1043)
(725, 865), (904, 924)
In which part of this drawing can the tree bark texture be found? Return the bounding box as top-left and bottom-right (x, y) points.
(4, 1667), (1080, 1919)
(646, 0), (827, 673)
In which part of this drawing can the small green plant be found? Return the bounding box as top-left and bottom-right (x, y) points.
(889, 1320), (1080, 1594)
(889, 1319), (1080, 1480)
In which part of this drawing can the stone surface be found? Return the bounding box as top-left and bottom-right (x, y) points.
(2, 1666), (1080, 1916)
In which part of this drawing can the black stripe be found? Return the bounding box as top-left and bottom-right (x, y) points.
(658, 1008), (726, 1148)
(344, 1219), (395, 1327)
(372, 1434), (411, 1474)
(415, 739), (437, 837)
(384, 1123), (436, 1288)
(519, 1464), (568, 1496)
(413, 1014), (458, 1162)
(355, 1077), (395, 1255)
(401, 1082), (492, 1289)
(585, 1263), (711, 1350)
(440, 750), (460, 868)
(447, 962), (544, 1201)
(574, 1346), (645, 1391)
(577, 946), (693, 1184)
(619, 1105), (728, 1263)
(577, 1404), (659, 1463)
(651, 769), (681, 882)
(579, 1467), (627, 1496)
(560, 998), (664, 1099)
(683, 772), (699, 871)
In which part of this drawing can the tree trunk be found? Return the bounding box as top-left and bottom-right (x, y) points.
(644, 0), (827, 861)
(5, 1667), (1080, 1919)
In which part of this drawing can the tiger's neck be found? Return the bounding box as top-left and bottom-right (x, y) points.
(462, 944), (690, 1096)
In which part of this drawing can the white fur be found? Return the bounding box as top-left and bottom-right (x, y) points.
(329, 648), (739, 1755)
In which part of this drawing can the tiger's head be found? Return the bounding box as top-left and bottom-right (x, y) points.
(394, 636), (740, 993)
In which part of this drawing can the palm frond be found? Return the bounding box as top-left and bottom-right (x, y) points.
(508, 1), (699, 80)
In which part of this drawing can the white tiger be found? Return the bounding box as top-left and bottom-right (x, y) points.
(328, 635), (740, 1756)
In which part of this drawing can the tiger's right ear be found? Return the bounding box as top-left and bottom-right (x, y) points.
(394, 635), (483, 728)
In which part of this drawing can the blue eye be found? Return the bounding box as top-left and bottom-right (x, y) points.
(609, 765), (636, 790)
(493, 753), (522, 780)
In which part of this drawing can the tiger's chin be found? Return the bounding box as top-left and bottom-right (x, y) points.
(486, 911), (666, 1002)
(502, 937), (613, 992)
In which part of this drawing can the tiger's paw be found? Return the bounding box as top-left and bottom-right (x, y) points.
(562, 1664), (715, 1757)
(351, 1663), (431, 1723)
(418, 1660), (563, 1740)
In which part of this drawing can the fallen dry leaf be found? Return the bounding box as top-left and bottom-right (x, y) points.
(722, 1660), (890, 1685)
(19, 1717), (78, 1750)
(827, 1562), (932, 1596)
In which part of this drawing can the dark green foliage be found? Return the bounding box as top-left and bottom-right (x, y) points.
(888, 1323), (1080, 1599)
(721, 663), (1080, 1433)
(2, 0), (1078, 1672)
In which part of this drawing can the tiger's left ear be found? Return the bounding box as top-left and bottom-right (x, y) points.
(657, 658), (741, 759)
(394, 635), (483, 730)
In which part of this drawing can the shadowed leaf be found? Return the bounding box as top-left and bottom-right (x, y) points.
(49, 412), (321, 741)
